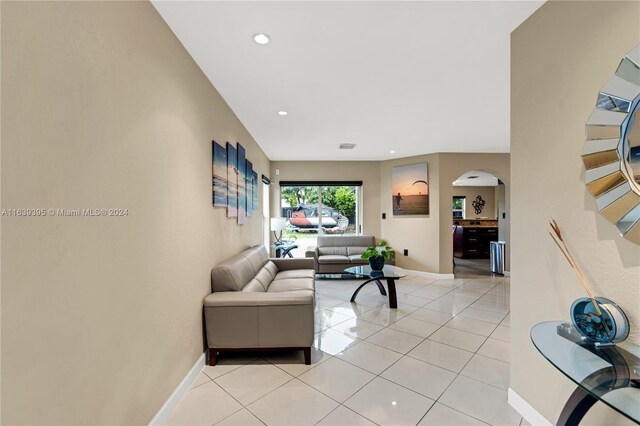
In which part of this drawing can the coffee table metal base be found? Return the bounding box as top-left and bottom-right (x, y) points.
(350, 277), (398, 308)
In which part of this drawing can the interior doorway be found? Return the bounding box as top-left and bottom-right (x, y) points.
(451, 170), (507, 275)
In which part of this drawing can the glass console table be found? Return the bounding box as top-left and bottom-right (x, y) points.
(531, 321), (640, 425)
(272, 241), (298, 258)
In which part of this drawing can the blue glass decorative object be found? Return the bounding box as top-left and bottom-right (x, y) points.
(570, 297), (629, 344)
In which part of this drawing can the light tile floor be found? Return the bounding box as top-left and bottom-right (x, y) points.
(167, 261), (524, 426)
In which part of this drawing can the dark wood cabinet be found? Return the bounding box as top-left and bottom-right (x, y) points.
(453, 226), (498, 259)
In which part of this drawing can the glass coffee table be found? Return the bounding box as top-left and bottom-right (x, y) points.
(531, 321), (640, 425)
(344, 265), (407, 309)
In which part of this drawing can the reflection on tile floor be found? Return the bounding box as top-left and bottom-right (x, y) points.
(167, 261), (521, 425)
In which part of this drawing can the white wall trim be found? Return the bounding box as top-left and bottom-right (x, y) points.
(508, 388), (552, 426)
(405, 269), (455, 280)
(149, 351), (207, 426)
(504, 270), (511, 277)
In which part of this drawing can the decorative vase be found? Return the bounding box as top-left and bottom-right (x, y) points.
(570, 297), (629, 344)
(368, 256), (385, 271)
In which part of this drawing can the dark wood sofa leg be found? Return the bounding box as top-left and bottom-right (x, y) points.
(303, 347), (311, 365)
(209, 349), (218, 366)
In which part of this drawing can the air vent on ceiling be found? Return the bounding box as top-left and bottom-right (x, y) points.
(339, 143), (356, 150)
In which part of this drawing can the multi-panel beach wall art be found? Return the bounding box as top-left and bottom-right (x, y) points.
(392, 163), (429, 215)
(212, 140), (259, 225)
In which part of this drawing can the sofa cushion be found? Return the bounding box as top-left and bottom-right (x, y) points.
(275, 269), (315, 280)
(318, 246), (348, 256)
(317, 235), (375, 249)
(211, 246), (270, 292)
(243, 278), (267, 292)
(347, 246), (368, 257)
(264, 261), (279, 279)
(268, 278), (315, 292)
(318, 255), (350, 264)
(211, 257), (255, 292)
(205, 290), (314, 307)
(348, 255), (367, 264)
(254, 265), (276, 289)
(245, 246), (269, 275)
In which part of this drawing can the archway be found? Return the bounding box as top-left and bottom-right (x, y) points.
(451, 170), (507, 275)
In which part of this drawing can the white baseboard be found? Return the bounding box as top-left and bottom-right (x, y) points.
(149, 351), (207, 426)
(405, 269), (455, 280)
(504, 270), (511, 277)
(508, 388), (551, 426)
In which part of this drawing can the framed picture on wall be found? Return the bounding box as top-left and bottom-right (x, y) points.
(237, 143), (246, 224)
(212, 141), (227, 207)
(392, 163), (429, 215)
(246, 160), (253, 217)
(226, 142), (238, 218)
(252, 170), (258, 212)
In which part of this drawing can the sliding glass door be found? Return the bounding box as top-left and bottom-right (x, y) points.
(319, 185), (359, 235)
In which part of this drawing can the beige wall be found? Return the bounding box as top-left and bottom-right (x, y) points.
(511, 1), (639, 424)
(1, 2), (269, 424)
(379, 153), (508, 274)
(380, 155), (441, 272)
(269, 161), (381, 237)
(452, 186), (497, 219)
(438, 154), (510, 273)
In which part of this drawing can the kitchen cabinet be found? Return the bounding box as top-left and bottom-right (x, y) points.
(453, 226), (498, 259)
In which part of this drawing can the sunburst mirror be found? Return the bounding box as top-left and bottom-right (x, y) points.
(583, 45), (640, 244)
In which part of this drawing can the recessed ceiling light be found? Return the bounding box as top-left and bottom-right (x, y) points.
(389, 150), (396, 154)
(253, 33), (270, 45)
(277, 110), (288, 116)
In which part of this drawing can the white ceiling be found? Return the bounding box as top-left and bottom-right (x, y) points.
(452, 170), (499, 186)
(152, 1), (544, 161)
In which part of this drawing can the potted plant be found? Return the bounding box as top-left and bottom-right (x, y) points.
(360, 240), (394, 271)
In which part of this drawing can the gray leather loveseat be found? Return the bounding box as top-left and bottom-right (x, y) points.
(204, 245), (315, 366)
(306, 235), (394, 273)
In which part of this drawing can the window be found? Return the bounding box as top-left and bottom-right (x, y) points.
(453, 196), (466, 218)
(279, 181), (362, 236)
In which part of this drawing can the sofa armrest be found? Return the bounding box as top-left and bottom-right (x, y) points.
(305, 246), (318, 258)
(304, 246), (318, 271)
(204, 290), (315, 350)
(204, 290), (314, 307)
(271, 257), (315, 271)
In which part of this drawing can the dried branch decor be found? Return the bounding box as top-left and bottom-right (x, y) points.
(548, 219), (610, 333)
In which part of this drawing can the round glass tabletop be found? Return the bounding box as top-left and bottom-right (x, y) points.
(344, 264), (407, 279)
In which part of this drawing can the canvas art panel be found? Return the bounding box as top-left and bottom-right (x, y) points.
(392, 163), (429, 215)
(212, 141), (227, 207)
(252, 171), (259, 212)
(226, 142), (238, 218)
(246, 160), (253, 217)
(237, 143), (247, 224)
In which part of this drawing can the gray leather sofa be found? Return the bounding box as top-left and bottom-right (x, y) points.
(204, 245), (315, 366)
(306, 235), (394, 273)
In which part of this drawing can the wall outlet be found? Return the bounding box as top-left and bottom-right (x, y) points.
(382, 213), (386, 219)
(403, 249), (408, 256)
(275, 169), (280, 175)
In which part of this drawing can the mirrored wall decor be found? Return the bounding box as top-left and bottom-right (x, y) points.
(583, 45), (640, 244)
